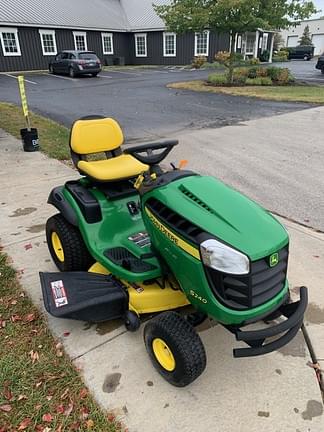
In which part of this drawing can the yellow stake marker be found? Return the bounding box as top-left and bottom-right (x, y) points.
(18, 76), (30, 130)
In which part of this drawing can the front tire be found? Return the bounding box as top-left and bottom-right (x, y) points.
(91, 73), (98, 77)
(144, 311), (206, 387)
(69, 67), (76, 78)
(321, 67), (324, 75)
(49, 64), (54, 74)
(46, 214), (94, 271)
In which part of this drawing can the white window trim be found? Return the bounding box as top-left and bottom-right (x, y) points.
(135, 33), (147, 57)
(261, 33), (269, 52)
(73, 31), (87, 51)
(38, 29), (57, 56)
(0, 27), (21, 56)
(101, 32), (114, 55)
(163, 32), (176, 57)
(194, 31), (209, 57)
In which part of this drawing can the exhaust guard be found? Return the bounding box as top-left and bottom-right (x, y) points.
(225, 286), (308, 358)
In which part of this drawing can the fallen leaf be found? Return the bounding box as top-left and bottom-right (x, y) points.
(64, 403), (74, 417)
(24, 313), (36, 323)
(56, 350), (63, 358)
(56, 404), (65, 414)
(24, 243), (33, 250)
(63, 331), (70, 337)
(0, 404), (12, 412)
(70, 422), (80, 431)
(18, 418), (32, 430)
(60, 388), (69, 400)
(35, 381), (43, 388)
(11, 314), (22, 322)
(313, 255), (320, 258)
(3, 386), (13, 401)
(304, 218), (310, 223)
(43, 428), (52, 432)
(46, 395), (53, 401)
(35, 403), (42, 410)
(42, 413), (53, 422)
(79, 388), (88, 399)
(80, 406), (89, 420)
(11, 299), (18, 305)
(0, 319), (6, 328)
(35, 426), (44, 432)
(86, 419), (94, 429)
(107, 414), (115, 422)
(55, 342), (63, 350)
(18, 394), (28, 401)
(29, 350), (40, 363)
(56, 425), (63, 432)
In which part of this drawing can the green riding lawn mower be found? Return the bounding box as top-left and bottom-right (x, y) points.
(40, 116), (308, 387)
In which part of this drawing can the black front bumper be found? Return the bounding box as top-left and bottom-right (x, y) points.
(226, 286), (308, 358)
(315, 59), (324, 70)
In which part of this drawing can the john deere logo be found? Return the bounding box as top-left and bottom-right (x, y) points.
(269, 253), (279, 267)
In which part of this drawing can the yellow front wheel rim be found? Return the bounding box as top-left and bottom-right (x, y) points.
(51, 232), (64, 262)
(152, 338), (176, 372)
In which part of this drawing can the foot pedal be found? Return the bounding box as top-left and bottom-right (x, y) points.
(39, 272), (128, 322)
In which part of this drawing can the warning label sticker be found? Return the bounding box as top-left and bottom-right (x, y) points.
(51, 280), (68, 308)
(128, 231), (151, 248)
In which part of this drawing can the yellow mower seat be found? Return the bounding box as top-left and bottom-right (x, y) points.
(78, 155), (147, 182)
(70, 117), (148, 182)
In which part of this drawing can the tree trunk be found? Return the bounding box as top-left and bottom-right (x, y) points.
(228, 32), (237, 84)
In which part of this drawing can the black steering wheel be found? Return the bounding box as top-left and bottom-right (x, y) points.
(124, 140), (178, 165)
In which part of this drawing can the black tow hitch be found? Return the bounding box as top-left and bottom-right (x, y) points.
(226, 286), (308, 358)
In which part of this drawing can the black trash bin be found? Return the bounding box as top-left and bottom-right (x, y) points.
(20, 128), (39, 152)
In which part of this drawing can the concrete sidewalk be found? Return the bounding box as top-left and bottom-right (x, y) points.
(0, 124), (323, 432)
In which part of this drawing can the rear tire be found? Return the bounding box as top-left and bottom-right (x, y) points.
(46, 214), (94, 272)
(144, 311), (206, 387)
(304, 55), (309, 61)
(49, 64), (54, 74)
(91, 73), (98, 77)
(69, 67), (76, 78)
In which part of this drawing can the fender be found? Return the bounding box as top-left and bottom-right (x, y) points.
(48, 186), (78, 226)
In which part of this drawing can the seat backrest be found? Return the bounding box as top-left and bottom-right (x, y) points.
(70, 117), (124, 155)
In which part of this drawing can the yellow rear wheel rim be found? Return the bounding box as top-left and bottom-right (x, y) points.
(51, 232), (64, 262)
(152, 338), (176, 372)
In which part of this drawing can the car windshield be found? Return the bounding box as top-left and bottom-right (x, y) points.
(79, 53), (98, 60)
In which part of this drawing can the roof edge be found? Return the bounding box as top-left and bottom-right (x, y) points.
(0, 21), (128, 32)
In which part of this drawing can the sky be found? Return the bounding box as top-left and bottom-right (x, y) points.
(312, 0), (324, 18)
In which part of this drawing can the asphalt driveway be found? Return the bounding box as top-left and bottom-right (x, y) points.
(0, 67), (312, 141)
(276, 58), (324, 84)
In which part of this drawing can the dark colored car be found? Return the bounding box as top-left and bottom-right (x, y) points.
(315, 54), (324, 74)
(287, 45), (314, 61)
(49, 50), (101, 78)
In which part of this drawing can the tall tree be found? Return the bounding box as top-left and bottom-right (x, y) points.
(155, 0), (317, 83)
(298, 25), (313, 45)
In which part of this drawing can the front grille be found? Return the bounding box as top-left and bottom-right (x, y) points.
(205, 246), (289, 310)
(146, 198), (204, 244)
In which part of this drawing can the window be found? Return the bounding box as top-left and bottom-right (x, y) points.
(245, 34), (255, 54)
(163, 32), (176, 57)
(101, 33), (113, 55)
(135, 33), (147, 57)
(0, 27), (21, 56)
(194, 31), (209, 56)
(237, 35), (242, 50)
(73, 31), (87, 51)
(261, 33), (268, 52)
(39, 29), (57, 55)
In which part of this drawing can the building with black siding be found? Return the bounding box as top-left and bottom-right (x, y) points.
(0, 0), (274, 72)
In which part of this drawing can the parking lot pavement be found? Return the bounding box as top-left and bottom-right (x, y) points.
(0, 67), (312, 141)
(276, 59), (324, 84)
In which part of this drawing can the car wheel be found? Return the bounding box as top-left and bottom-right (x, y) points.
(303, 55), (309, 61)
(91, 73), (98, 77)
(69, 67), (76, 78)
(321, 67), (324, 75)
(144, 311), (206, 387)
(49, 64), (54, 74)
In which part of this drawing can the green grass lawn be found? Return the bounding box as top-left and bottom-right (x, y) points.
(0, 252), (122, 432)
(168, 80), (324, 104)
(0, 102), (70, 160)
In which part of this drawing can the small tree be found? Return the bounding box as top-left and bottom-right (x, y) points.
(273, 32), (284, 51)
(298, 25), (313, 45)
(155, 0), (317, 84)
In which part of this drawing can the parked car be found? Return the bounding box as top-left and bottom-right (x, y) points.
(315, 53), (324, 74)
(49, 51), (101, 77)
(286, 45), (314, 61)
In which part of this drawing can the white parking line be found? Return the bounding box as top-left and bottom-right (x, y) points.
(42, 73), (79, 81)
(4, 73), (37, 85)
(107, 70), (142, 76)
(99, 75), (113, 79)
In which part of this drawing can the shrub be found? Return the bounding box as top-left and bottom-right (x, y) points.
(259, 50), (270, 62)
(192, 55), (207, 69)
(248, 67), (258, 78)
(266, 66), (282, 81)
(233, 67), (249, 78)
(215, 51), (231, 64)
(204, 62), (223, 69)
(256, 67), (268, 77)
(207, 73), (228, 85)
(246, 77), (272, 86)
(248, 57), (260, 65)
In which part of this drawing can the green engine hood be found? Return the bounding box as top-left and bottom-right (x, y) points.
(144, 175), (288, 261)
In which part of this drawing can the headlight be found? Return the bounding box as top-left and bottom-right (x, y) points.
(200, 239), (249, 275)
